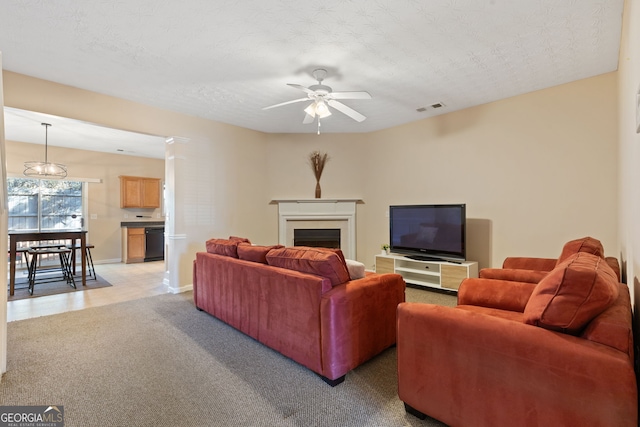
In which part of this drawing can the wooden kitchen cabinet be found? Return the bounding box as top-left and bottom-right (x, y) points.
(125, 227), (145, 263)
(120, 176), (161, 208)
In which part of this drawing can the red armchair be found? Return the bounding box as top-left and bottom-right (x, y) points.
(397, 252), (636, 427)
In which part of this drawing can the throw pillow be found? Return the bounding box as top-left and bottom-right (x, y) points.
(345, 259), (366, 280)
(205, 238), (244, 258)
(229, 236), (251, 244)
(556, 236), (604, 265)
(266, 246), (351, 287)
(237, 243), (283, 264)
(524, 252), (619, 335)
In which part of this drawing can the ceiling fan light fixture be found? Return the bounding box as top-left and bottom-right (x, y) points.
(304, 103), (317, 118)
(315, 101), (331, 118)
(23, 123), (68, 179)
(304, 101), (332, 119)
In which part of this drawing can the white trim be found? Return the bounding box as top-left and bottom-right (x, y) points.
(166, 137), (190, 145)
(274, 199), (360, 260)
(82, 182), (90, 236)
(166, 234), (187, 240)
(271, 198), (362, 204)
(166, 282), (193, 294)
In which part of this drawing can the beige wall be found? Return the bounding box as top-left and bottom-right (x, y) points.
(3, 71), (271, 287)
(263, 132), (367, 246)
(2, 66), (620, 285)
(5, 139), (164, 262)
(267, 73), (619, 271)
(618, 0), (640, 325)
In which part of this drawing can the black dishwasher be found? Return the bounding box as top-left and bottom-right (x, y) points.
(144, 227), (164, 262)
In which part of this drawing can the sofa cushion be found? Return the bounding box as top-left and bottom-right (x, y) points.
(524, 252), (619, 334)
(556, 236), (604, 265)
(325, 248), (347, 265)
(229, 236), (251, 244)
(266, 246), (351, 286)
(205, 238), (248, 258)
(237, 243), (283, 264)
(345, 259), (366, 280)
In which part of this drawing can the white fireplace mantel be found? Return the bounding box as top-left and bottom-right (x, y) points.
(271, 199), (362, 259)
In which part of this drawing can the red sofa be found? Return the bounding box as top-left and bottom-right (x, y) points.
(193, 238), (406, 386)
(397, 251), (637, 426)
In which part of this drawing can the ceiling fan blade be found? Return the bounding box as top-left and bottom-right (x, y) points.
(330, 91), (372, 100)
(303, 113), (315, 124)
(287, 83), (316, 95)
(262, 98), (309, 110)
(327, 100), (367, 122)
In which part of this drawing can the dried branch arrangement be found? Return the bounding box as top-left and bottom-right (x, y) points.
(309, 151), (329, 198)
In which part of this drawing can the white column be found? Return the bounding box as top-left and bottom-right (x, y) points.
(164, 136), (190, 293)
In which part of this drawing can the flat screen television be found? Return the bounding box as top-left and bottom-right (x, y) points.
(389, 204), (466, 262)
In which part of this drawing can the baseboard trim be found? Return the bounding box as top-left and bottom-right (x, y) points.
(166, 283), (193, 294)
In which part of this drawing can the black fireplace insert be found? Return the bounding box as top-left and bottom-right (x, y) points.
(293, 228), (340, 249)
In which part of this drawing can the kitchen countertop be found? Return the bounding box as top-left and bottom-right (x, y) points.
(121, 221), (165, 228)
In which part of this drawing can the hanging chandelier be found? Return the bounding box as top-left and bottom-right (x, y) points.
(24, 123), (67, 179)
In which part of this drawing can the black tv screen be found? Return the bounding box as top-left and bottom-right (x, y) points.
(389, 204), (466, 262)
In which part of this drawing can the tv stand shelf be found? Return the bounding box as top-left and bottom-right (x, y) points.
(375, 254), (478, 291)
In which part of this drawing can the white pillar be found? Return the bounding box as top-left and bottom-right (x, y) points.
(164, 136), (190, 294)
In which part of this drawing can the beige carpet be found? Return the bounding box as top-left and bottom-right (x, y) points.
(8, 273), (112, 301)
(1, 287), (455, 427)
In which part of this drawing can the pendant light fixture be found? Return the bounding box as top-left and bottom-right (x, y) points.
(24, 123), (67, 179)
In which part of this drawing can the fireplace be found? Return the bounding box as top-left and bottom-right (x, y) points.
(272, 199), (361, 259)
(294, 228), (341, 249)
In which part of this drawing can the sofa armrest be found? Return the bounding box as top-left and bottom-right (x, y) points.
(479, 268), (548, 283)
(397, 303), (637, 427)
(502, 256), (557, 271)
(457, 278), (536, 312)
(320, 273), (405, 380)
(605, 256), (621, 281)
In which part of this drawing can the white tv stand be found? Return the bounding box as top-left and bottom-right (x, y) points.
(375, 253), (478, 292)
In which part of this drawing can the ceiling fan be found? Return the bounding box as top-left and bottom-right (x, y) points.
(263, 69), (372, 127)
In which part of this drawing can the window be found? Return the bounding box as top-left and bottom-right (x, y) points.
(8, 178), (84, 232)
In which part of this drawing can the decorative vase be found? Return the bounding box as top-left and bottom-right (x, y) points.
(315, 181), (321, 198)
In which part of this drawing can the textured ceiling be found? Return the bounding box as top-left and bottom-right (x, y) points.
(0, 0), (625, 141)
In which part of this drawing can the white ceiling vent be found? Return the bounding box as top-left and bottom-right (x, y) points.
(417, 102), (446, 113)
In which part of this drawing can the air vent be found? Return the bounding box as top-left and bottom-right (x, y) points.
(416, 102), (446, 113)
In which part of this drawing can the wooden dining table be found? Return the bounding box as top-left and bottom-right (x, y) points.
(8, 230), (88, 296)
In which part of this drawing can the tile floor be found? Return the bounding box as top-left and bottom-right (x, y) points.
(7, 261), (167, 322)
